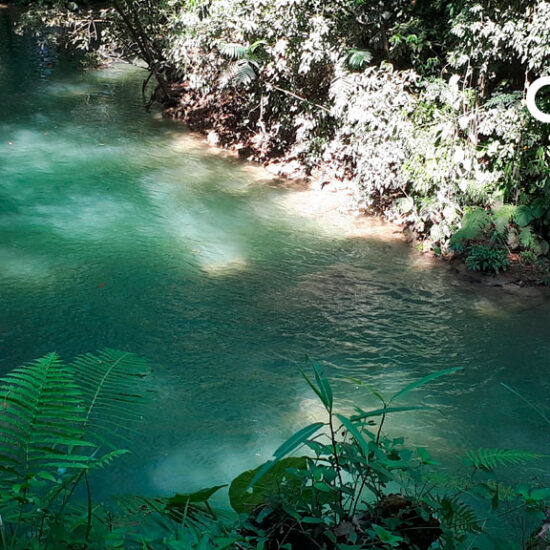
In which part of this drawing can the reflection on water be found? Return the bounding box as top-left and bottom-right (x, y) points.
(0, 7), (549, 501)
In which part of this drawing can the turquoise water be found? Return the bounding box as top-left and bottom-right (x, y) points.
(1, 8), (549, 502)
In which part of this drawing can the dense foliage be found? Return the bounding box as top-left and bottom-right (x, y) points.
(1, 352), (550, 548)
(16, 0), (550, 272)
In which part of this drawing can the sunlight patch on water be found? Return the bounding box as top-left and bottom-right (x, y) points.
(141, 172), (253, 273)
(148, 395), (334, 495)
(0, 127), (132, 170)
(46, 81), (108, 99)
(29, 194), (138, 239)
(472, 296), (512, 319)
(0, 247), (51, 281)
(198, 250), (248, 276)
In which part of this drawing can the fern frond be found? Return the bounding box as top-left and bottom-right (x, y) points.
(450, 208), (491, 250)
(465, 449), (543, 471)
(116, 494), (214, 530)
(69, 349), (151, 449)
(493, 204), (515, 235)
(519, 226), (537, 249)
(434, 495), (481, 533)
(347, 49), (372, 70)
(0, 354), (93, 481)
(219, 42), (249, 60)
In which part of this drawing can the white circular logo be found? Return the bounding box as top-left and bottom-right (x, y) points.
(526, 77), (550, 123)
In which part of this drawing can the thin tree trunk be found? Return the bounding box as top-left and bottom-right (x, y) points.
(112, 0), (172, 100)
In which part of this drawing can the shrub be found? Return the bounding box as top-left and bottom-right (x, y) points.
(466, 244), (510, 274)
(521, 250), (538, 266)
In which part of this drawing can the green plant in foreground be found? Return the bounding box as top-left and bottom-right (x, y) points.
(217, 364), (548, 549)
(520, 250), (538, 266)
(1, 354), (549, 549)
(0, 349), (151, 549)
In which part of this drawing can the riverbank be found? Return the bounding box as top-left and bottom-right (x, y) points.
(163, 92), (550, 293)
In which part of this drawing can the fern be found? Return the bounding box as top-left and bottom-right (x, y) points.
(450, 208), (491, 250)
(0, 354), (94, 483)
(519, 226), (537, 250)
(436, 496), (481, 533)
(0, 350), (152, 546)
(70, 349), (151, 449)
(115, 494), (216, 540)
(346, 48), (372, 70)
(465, 449), (543, 471)
(493, 204), (516, 235)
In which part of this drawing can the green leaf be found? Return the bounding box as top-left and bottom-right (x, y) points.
(273, 422), (325, 460)
(246, 423), (323, 490)
(391, 367), (463, 402)
(493, 204), (516, 235)
(450, 208), (491, 249)
(347, 48), (372, 69)
(530, 198), (548, 219)
(528, 488), (550, 502)
(465, 449), (544, 471)
(70, 349), (151, 448)
(519, 226), (536, 249)
(249, 40), (267, 54)
(219, 42), (249, 60)
(514, 205), (534, 227)
(229, 457), (307, 514)
(351, 405), (427, 421)
(417, 447), (439, 465)
(336, 415), (370, 458)
(301, 362), (332, 412)
(167, 485), (227, 506)
(372, 524), (403, 546)
(0, 354), (91, 480)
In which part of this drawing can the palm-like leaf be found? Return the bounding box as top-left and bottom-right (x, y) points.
(346, 49), (372, 70)
(219, 41), (266, 85)
(219, 42), (249, 60)
(0, 353), (94, 483)
(70, 349), (151, 449)
(219, 40), (266, 60)
(226, 59), (259, 85)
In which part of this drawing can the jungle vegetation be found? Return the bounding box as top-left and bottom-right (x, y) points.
(0, 350), (549, 549)
(15, 0), (550, 275)
(2, 3), (550, 548)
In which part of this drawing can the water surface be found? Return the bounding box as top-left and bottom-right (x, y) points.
(1, 7), (549, 505)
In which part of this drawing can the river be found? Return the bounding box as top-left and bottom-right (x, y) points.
(0, 7), (549, 503)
